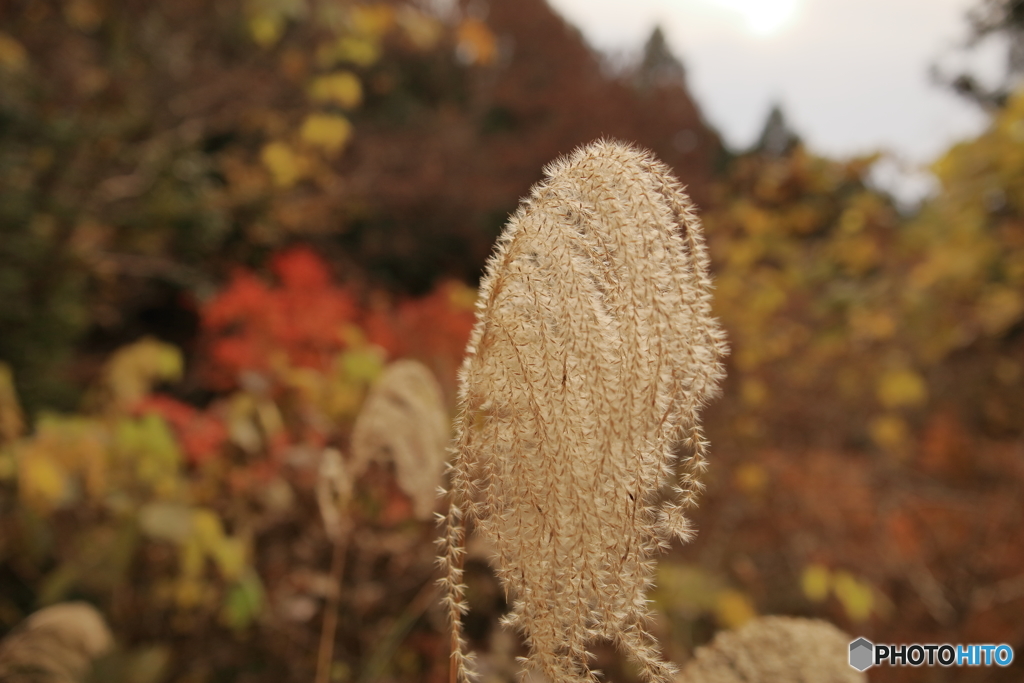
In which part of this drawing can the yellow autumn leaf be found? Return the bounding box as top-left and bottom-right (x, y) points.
(724, 240), (760, 269)
(740, 378), (767, 407)
(737, 203), (771, 235)
(212, 537), (247, 581)
(0, 363), (24, 442)
(748, 277), (787, 318)
(319, 35), (381, 68)
(0, 448), (15, 481)
(23, 415), (109, 503)
(254, 399), (285, 438)
(260, 141), (306, 187)
(61, 425), (107, 500)
(977, 285), (1024, 335)
(714, 589), (757, 629)
(848, 307), (895, 341)
(801, 563), (830, 602)
(177, 538), (207, 585)
(174, 575), (204, 609)
(396, 7), (441, 51)
(876, 368), (927, 409)
(834, 233), (879, 274)
(456, 17), (497, 66)
(0, 33), (28, 72)
(786, 203), (823, 235)
(104, 337), (183, 410)
(349, 4), (394, 38)
(320, 335), (386, 418)
(733, 462), (767, 496)
(833, 571), (874, 622)
(114, 415), (182, 496)
(341, 347), (386, 384)
(308, 71), (362, 109)
(327, 382), (362, 419)
(869, 414), (909, 452)
(652, 563), (721, 615)
(283, 366), (325, 407)
(192, 508), (226, 552)
(447, 281), (479, 310)
(839, 206), (866, 234)
(245, 0), (305, 47)
(227, 393), (263, 453)
(190, 507), (248, 580)
(18, 448), (69, 514)
(248, 13), (285, 47)
(300, 113), (352, 154)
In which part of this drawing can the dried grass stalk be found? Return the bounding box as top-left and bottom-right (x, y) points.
(351, 359), (449, 519)
(315, 447), (352, 683)
(439, 139), (727, 683)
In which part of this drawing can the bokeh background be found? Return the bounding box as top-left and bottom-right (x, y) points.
(0, 0), (1022, 681)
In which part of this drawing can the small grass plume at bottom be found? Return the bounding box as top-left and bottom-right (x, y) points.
(0, 602), (113, 683)
(678, 616), (866, 683)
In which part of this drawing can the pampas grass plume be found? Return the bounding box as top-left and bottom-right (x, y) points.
(0, 602), (113, 683)
(439, 139), (727, 683)
(352, 359), (450, 520)
(678, 616), (867, 683)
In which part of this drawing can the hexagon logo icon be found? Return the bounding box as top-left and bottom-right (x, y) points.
(849, 637), (874, 671)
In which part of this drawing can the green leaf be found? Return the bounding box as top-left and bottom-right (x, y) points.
(221, 570), (265, 630)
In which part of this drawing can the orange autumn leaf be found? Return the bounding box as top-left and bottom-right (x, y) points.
(201, 247), (358, 385)
(456, 18), (497, 66)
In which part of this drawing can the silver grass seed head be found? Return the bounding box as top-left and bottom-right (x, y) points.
(351, 359), (449, 520)
(0, 602), (113, 683)
(678, 616), (867, 683)
(441, 139), (727, 683)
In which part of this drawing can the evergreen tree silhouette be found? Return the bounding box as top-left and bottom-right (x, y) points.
(937, 0), (1024, 107)
(635, 27), (686, 90)
(753, 103), (801, 157)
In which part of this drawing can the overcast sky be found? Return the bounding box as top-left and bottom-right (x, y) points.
(544, 0), (1006, 201)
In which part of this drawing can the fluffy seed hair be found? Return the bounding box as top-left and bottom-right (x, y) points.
(678, 616), (866, 683)
(0, 602), (113, 683)
(351, 359), (449, 520)
(438, 139), (727, 683)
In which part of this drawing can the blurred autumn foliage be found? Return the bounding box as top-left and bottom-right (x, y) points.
(688, 97), (1024, 682)
(0, 243), (476, 682)
(0, 0), (1022, 681)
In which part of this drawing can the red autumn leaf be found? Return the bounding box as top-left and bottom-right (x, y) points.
(200, 247), (359, 386)
(134, 395), (228, 466)
(270, 245), (332, 290)
(365, 280), (474, 366)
